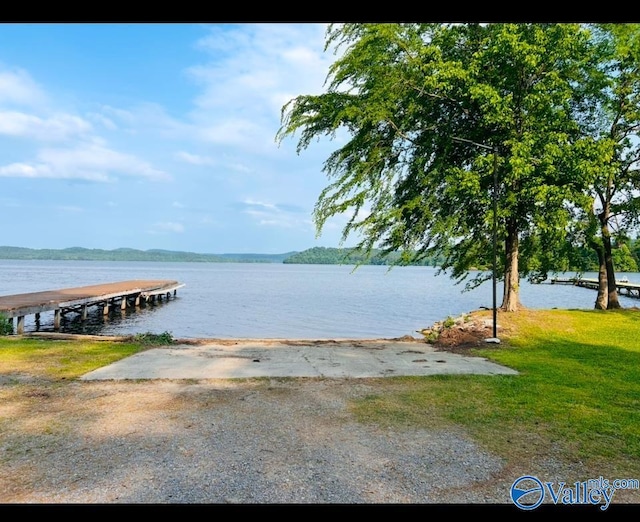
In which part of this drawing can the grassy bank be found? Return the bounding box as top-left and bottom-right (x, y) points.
(1, 309), (639, 488)
(0, 337), (145, 380)
(0, 333), (169, 380)
(351, 308), (640, 483)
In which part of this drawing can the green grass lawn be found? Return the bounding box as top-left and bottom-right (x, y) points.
(0, 336), (147, 380)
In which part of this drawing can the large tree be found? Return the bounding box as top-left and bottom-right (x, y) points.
(277, 23), (599, 311)
(574, 24), (640, 309)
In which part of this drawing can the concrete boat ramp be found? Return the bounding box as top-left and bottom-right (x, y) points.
(81, 339), (518, 380)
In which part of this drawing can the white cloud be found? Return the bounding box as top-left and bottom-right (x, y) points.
(185, 23), (332, 153)
(175, 150), (253, 175)
(100, 105), (135, 126)
(0, 162), (49, 178)
(243, 198), (277, 211)
(240, 197), (312, 230)
(0, 143), (170, 182)
(197, 118), (262, 147)
(38, 144), (171, 181)
(0, 68), (47, 107)
(87, 112), (117, 130)
(0, 161), (109, 181)
(228, 161), (251, 173)
(256, 215), (314, 229)
(175, 151), (217, 166)
(100, 102), (193, 140)
(0, 110), (92, 141)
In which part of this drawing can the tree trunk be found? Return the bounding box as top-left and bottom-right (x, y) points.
(593, 242), (608, 310)
(604, 236), (622, 309)
(501, 217), (521, 312)
(600, 212), (622, 309)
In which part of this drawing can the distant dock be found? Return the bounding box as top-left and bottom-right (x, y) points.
(549, 276), (640, 298)
(0, 280), (185, 334)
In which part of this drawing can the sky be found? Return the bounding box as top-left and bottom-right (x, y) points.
(0, 23), (357, 254)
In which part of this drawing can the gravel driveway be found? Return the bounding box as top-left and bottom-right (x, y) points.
(0, 376), (520, 504)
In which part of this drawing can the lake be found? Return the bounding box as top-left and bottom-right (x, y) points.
(1, 260), (638, 339)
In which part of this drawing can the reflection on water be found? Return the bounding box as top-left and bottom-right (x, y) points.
(53, 298), (175, 335)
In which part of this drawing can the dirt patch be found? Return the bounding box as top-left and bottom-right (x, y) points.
(418, 312), (499, 355)
(432, 325), (492, 354)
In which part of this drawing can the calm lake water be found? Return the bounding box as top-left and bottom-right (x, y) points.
(1, 260), (638, 339)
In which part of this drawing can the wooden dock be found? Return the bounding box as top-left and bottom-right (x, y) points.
(550, 276), (640, 298)
(0, 280), (185, 334)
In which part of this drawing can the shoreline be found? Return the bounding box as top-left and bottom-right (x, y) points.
(18, 331), (426, 344)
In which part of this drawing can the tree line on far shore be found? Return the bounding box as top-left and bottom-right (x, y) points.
(0, 246), (293, 263)
(2, 242), (639, 272)
(283, 241), (640, 273)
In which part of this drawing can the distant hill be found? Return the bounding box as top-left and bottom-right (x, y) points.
(0, 246), (443, 265)
(0, 246), (298, 263)
(283, 246), (441, 266)
(217, 252), (298, 263)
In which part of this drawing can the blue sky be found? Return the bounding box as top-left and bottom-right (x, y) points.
(0, 23), (355, 254)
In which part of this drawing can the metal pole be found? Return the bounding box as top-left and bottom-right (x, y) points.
(492, 150), (498, 340)
(451, 136), (500, 342)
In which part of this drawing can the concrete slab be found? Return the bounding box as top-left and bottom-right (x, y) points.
(81, 339), (518, 380)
